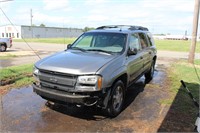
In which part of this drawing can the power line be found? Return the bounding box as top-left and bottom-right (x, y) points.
(0, 7), (41, 59)
(0, 0), (13, 2)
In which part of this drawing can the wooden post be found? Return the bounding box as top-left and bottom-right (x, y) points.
(188, 0), (200, 63)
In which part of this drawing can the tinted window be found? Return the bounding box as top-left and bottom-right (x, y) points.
(129, 33), (141, 51)
(147, 33), (154, 46)
(138, 33), (148, 49)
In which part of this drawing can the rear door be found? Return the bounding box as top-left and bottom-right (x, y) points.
(138, 33), (152, 72)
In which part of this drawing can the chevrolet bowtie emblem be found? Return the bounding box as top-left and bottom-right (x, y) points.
(50, 77), (58, 83)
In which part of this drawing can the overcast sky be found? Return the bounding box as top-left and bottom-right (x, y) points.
(0, 0), (199, 35)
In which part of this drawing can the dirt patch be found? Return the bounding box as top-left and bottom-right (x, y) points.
(0, 85), (12, 95)
(0, 73), (32, 95)
(0, 50), (36, 57)
(0, 49), (52, 58)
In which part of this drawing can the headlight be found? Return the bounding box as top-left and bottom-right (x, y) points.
(77, 76), (100, 84)
(33, 66), (40, 85)
(76, 75), (102, 91)
(33, 67), (39, 75)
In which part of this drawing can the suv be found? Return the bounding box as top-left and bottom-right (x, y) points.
(33, 25), (157, 117)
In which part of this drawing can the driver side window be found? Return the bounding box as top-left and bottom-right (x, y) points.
(129, 33), (141, 51)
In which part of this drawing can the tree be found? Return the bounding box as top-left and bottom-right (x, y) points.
(40, 23), (45, 27)
(83, 27), (95, 32)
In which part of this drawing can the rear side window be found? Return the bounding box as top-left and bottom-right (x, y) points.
(147, 33), (155, 46)
(138, 33), (148, 49)
(129, 33), (141, 51)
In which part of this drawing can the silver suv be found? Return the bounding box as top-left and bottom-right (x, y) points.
(33, 25), (157, 117)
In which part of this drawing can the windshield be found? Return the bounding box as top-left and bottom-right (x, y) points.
(71, 32), (127, 53)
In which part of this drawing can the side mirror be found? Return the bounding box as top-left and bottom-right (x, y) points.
(128, 47), (138, 55)
(67, 44), (72, 49)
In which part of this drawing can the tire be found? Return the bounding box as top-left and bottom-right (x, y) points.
(106, 80), (125, 118)
(145, 60), (155, 81)
(0, 44), (7, 52)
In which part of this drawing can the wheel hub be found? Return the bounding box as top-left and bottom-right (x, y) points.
(113, 86), (123, 111)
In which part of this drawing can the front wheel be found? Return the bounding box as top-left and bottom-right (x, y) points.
(106, 80), (125, 118)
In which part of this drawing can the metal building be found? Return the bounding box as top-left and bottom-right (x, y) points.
(0, 25), (83, 39)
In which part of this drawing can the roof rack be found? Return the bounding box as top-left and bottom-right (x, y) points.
(96, 25), (149, 31)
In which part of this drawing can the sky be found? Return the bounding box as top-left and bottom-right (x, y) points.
(0, 0), (199, 35)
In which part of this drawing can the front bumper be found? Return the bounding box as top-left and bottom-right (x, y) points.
(32, 83), (107, 106)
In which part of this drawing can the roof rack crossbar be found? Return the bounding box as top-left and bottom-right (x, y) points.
(96, 25), (148, 31)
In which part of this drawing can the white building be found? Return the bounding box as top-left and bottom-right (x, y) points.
(0, 25), (83, 39)
(0, 25), (21, 38)
(153, 35), (200, 41)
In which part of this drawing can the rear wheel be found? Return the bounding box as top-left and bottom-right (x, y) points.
(0, 44), (7, 52)
(106, 80), (125, 117)
(145, 60), (155, 81)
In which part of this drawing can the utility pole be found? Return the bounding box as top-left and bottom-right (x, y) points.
(30, 9), (33, 38)
(188, 0), (200, 64)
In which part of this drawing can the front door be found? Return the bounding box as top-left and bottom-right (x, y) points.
(126, 33), (143, 83)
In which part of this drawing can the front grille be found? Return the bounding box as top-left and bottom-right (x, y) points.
(39, 69), (77, 92)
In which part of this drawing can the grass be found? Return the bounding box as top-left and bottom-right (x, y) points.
(155, 40), (200, 52)
(0, 64), (34, 88)
(161, 60), (200, 114)
(159, 99), (174, 105)
(13, 38), (76, 44)
(194, 59), (200, 65)
(158, 60), (199, 126)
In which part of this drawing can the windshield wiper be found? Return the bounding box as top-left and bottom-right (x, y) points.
(87, 49), (112, 54)
(69, 47), (86, 52)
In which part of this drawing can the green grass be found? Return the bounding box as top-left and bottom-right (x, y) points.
(165, 61), (199, 113)
(0, 64), (34, 88)
(194, 59), (200, 65)
(13, 38), (76, 44)
(159, 99), (174, 105)
(158, 60), (200, 125)
(155, 40), (200, 52)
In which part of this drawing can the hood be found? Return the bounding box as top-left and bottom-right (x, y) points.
(35, 50), (117, 75)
